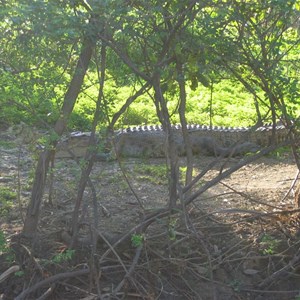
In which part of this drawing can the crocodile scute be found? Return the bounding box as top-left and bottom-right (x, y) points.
(55, 123), (288, 159)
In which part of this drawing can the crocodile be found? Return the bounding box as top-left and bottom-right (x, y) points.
(55, 124), (289, 159)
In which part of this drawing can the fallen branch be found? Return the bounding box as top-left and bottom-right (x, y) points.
(258, 249), (300, 289)
(185, 140), (292, 206)
(0, 265), (20, 283)
(15, 267), (90, 300)
(112, 245), (143, 296)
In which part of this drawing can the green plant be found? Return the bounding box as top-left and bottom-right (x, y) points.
(259, 234), (280, 255)
(168, 218), (178, 241)
(0, 187), (16, 216)
(131, 234), (144, 247)
(229, 279), (242, 292)
(0, 230), (9, 254)
(135, 164), (167, 185)
(52, 249), (75, 264)
(0, 230), (15, 262)
(179, 166), (197, 183)
(0, 140), (16, 149)
(14, 270), (25, 277)
(68, 111), (93, 131)
(268, 146), (290, 159)
(37, 131), (59, 150)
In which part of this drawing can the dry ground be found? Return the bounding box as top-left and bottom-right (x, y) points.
(1, 130), (300, 300)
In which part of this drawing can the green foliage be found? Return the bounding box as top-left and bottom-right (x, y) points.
(0, 230), (15, 263)
(134, 164), (195, 186)
(268, 146), (291, 159)
(0, 140), (16, 149)
(68, 111), (93, 131)
(135, 164), (168, 185)
(179, 166), (197, 183)
(184, 80), (259, 126)
(0, 230), (9, 254)
(168, 218), (178, 241)
(52, 249), (75, 263)
(229, 279), (242, 292)
(0, 0), (87, 128)
(131, 234), (144, 247)
(259, 234), (280, 255)
(1, 0), (299, 130)
(0, 187), (16, 216)
(0, 0), (298, 153)
(14, 270), (25, 277)
(37, 131), (59, 150)
(121, 106), (156, 126)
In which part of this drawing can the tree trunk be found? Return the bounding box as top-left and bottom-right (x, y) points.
(176, 60), (193, 189)
(22, 38), (94, 235)
(152, 75), (179, 208)
(70, 45), (107, 247)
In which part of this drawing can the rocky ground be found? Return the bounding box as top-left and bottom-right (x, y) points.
(1, 128), (300, 300)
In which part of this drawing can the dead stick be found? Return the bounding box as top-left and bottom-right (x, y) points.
(282, 169), (300, 201)
(15, 268), (90, 300)
(112, 245), (143, 296)
(258, 249), (300, 289)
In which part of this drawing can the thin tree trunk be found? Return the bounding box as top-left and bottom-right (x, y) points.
(109, 82), (151, 129)
(176, 60), (193, 189)
(70, 45), (107, 247)
(22, 38), (94, 235)
(253, 95), (263, 127)
(152, 75), (179, 208)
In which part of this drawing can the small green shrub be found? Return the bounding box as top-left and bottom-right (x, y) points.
(14, 270), (25, 277)
(268, 146), (290, 159)
(0, 230), (9, 254)
(121, 106), (158, 126)
(259, 234), (280, 255)
(229, 279), (242, 292)
(0, 187), (16, 216)
(0, 230), (15, 262)
(179, 166), (197, 183)
(168, 217), (178, 241)
(52, 249), (76, 263)
(0, 140), (16, 149)
(131, 234), (144, 247)
(68, 111), (92, 131)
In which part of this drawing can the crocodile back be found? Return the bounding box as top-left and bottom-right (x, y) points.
(55, 124), (289, 158)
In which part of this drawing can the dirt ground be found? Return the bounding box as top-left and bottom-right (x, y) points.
(1, 129), (300, 300)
